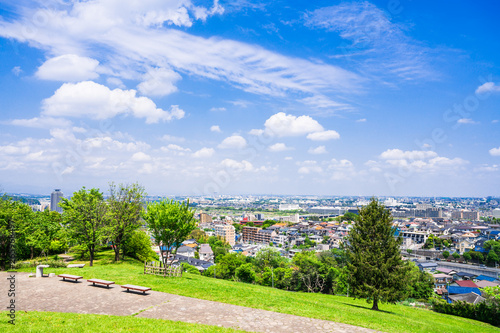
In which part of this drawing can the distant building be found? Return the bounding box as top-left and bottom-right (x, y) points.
(279, 204), (299, 211)
(50, 189), (64, 213)
(200, 213), (212, 223)
(214, 224), (235, 246)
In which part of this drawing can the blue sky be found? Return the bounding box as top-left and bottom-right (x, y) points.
(0, 0), (499, 197)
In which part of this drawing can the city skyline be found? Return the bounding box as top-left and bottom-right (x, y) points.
(1, 1), (500, 196)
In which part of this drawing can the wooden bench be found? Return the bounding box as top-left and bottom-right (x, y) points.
(58, 274), (83, 282)
(121, 284), (151, 294)
(87, 278), (115, 288)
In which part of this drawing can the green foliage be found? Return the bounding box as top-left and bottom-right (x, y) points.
(462, 251), (472, 263)
(208, 235), (231, 262)
(181, 262), (201, 275)
(340, 212), (358, 222)
(0, 196), (33, 269)
(344, 198), (410, 310)
(262, 219), (276, 229)
(255, 247), (284, 269)
(442, 250), (450, 259)
(432, 298), (500, 326)
(232, 223), (242, 233)
(406, 263), (434, 300)
(190, 229), (208, 243)
(205, 253), (246, 279)
(143, 198), (196, 266)
(106, 182), (146, 261)
(235, 263), (256, 283)
(60, 187), (108, 266)
(452, 252), (460, 261)
(124, 229), (158, 262)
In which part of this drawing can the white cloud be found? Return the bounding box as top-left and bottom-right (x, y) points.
(284, 156), (293, 160)
(306, 130), (340, 141)
(42, 81), (185, 124)
(249, 129), (264, 136)
(193, 147), (215, 158)
(160, 134), (185, 142)
(356, 118), (367, 122)
(220, 159), (253, 172)
(268, 143), (293, 152)
(304, 2), (434, 80)
(300, 94), (348, 110)
(131, 152), (151, 161)
(218, 135), (247, 149)
(476, 82), (500, 94)
(308, 146), (327, 154)
(166, 144), (191, 152)
(210, 107), (227, 112)
(297, 160), (322, 174)
(378, 148), (468, 172)
(490, 147), (500, 156)
(210, 125), (221, 133)
(0, 1), (361, 106)
(380, 149), (438, 160)
(8, 117), (72, 129)
(137, 67), (181, 97)
(12, 66), (22, 76)
(264, 112), (324, 137)
(36, 54), (100, 81)
(328, 159), (355, 180)
(457, 118), (478, 125)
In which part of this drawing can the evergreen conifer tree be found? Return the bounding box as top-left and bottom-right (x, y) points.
(344, 198), (410, 310)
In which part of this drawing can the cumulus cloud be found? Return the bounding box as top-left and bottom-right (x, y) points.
(248, 129), (264, 136)
(42, 81), (185, 124)
(131, 152), (151, 161)
(268, 143), (293, 152)
(137, 67), (182, 96)
(356, 118), (367, 122)
(220, 159), (253, 172)
(210, 125), (221, 133)
(307, 130), (340, 141)
(380, 149), (438, 160)
(36, 54), (100, 81)
(490, 147), (500, 156)
(264, 112), (324, 137)
(476, 82), (500, 94)
(193, 147), (215, 158)
(308, 146), (327, 154)
(218, 135), (247, 149)
(378, 148), (467, 172)
(160, 134), (185, 142)
(297, 160), (322, 174)
(328, 159), (355, 180)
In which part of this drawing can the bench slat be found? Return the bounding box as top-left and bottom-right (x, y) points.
(121, 284), (151, 293)
(87, 279), (115, 285)
(58, 274), (83, 279)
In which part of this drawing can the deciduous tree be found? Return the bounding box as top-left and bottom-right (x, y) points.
(143, 198), (196, 266)
(60, 187), (108, 266)
(106, 182), (146, 261)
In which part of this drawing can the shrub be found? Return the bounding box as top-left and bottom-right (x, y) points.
(181, 262), (201, 275)
(124, 230), (158, 262)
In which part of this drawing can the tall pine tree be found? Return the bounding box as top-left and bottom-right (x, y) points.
(344, 198), (410, 310)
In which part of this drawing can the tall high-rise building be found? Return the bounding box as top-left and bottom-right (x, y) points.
(51, 189), (64, 213)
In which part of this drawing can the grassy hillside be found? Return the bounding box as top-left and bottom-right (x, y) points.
(15, 251), (500, 333)
(0, 311), (246, 332)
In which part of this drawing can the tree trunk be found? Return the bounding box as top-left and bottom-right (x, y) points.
(372, 297), (379, 311)
(30, 246), (34, 260)
(89, 247), (94, 267)
(114, 244), (120, 262)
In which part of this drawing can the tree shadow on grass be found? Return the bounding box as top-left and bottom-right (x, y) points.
(338, 302), (396, 315)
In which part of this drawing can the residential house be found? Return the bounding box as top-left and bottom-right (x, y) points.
(199, 243), (214, 262)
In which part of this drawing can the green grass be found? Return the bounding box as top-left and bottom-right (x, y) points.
(15, 250), (500, 333)
(0, 311), (246, 332)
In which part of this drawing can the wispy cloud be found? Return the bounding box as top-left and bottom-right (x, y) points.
(0, 0), (362, 108)
(304, 1), (435, 81)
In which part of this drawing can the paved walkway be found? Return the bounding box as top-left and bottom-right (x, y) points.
(0, 272), (378, 333)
